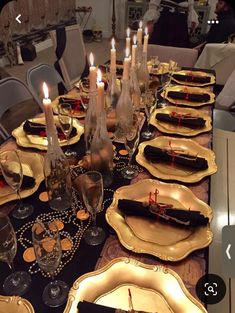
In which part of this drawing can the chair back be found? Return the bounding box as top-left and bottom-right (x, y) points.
(147, 44), (198, 67)
(216, 69), (235, 110)
(26, 63), (67, 106)
(0, 77), (41, 140)
(50, 24), (87, 90)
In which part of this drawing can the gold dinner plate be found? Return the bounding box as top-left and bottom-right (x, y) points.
(0, 150), (44, 205)
(106, 179), (213, 261)
(150, 106), (212, 136)
(136, 136), (217, 183)
(52, 94), (86, 118)
(171, 70), (215, 86)
(64, 258), (208, 313)
(161, 85), (215, 107)
(148, 62), (169, 75)
(12, 117), (84, 151)
(0, 295), (34, 313)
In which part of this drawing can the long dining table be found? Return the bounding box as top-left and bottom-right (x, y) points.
(0, 68), (216, 313)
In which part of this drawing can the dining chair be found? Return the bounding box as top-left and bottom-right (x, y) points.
(147, 44), (198, 67)
(50, 24), (88, 90)
(0, 77), (41, 140)
(215, 70), (235, 111)
(26, 63), (67, 106)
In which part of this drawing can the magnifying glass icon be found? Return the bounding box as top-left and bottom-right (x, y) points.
(208, 286), (214, 293)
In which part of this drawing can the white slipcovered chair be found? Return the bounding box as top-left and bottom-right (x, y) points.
(215, 70), (235, 111)
(147, 44), (198, 67)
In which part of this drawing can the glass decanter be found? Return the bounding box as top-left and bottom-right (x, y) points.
(115, 79), (134, 139)
(44, 105), (72, 211)
(90, 111), (114, 187)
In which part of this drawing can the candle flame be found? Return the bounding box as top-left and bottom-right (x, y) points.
(43, 82), (49, 99)
(133, 34), (137, 45)
(145, 27), (148, 36)
(125, 47), (130, 58)
(97, 68), (102, 83)
(126, 28), (130, 38)
(139, 20), (143, 28)
(111, 38), (115, 50)
(89, 52), (94, 66)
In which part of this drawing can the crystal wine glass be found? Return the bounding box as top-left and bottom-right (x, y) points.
(58, 102), (77, 158)
(142, 90), (156, 140)
(0, 150), (34, 219)
(81, 171), (105, 246)
(121, 115), (140, 179)
(0, 214), (31, 295)
(32, 221), (69, 307)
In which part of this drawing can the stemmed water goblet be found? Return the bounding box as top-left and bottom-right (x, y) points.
(141, 90), (156, 140)
(58, 102), (77, 158)
(81, 171), (105, 246)
(32, 221), (69, 307)
(0, 150), (34, 219)
(121, 115), (140, 179)
(0, 214), (31, 295)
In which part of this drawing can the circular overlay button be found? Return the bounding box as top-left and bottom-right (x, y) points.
(196, 274), (226, 305)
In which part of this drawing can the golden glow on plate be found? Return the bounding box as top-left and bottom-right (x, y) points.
(12, 116), (84, 151)
(150, 106), (212, 136)
(161, 85), (215, 107)
(0, 150), (44, 205)
(64, 258), (208, 313)
(0, 295), (35, 313)
(171, 70), (215, 86)
(136, 136), (217, 183)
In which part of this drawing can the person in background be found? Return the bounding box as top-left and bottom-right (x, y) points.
(206, 0), (235, 43)
(143, 0), (198, 48)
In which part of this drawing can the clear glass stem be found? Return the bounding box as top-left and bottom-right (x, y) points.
(16, 190), (24, 211)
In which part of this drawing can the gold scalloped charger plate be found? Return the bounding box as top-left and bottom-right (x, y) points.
(0, 295), (35, 313)
(150, 106), (212, 136)
(106, 179), (213, 261)
(136, 136), (217, 183)
(171, 70), (215, 86)
(12, 117), (84, 151)
(161, 85), (215, 107)
(64, 257), (208, 313)
(52, 94), (86, 118)
(148, 62), (169, 75)
(0, 150), (44, 205)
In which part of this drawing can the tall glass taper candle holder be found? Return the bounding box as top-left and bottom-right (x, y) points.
(43, 83), (72, 211)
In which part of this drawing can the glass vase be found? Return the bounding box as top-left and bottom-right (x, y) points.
(106, 69), (120, 111)
(115, 79), (134, 139)
(84, 90), (97, 153)
(44, 106), (72, 211)
(90, 112), (114, 187)
(137, 51), (150, 94)
(130, 65), (141, 111)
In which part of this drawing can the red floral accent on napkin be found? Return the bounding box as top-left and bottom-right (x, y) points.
(0, 179), (5, 188)
(39, 131), (46, 137)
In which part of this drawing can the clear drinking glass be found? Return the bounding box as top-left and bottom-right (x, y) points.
(32, 221), (69, 307)
(58, 102), (77, 158)
(81, 171), (105, 246)
(0, 150), (34, 219)
(0, 215), (31, 295)
(121, 115), (140, 179)
(142, 90), (155, 140)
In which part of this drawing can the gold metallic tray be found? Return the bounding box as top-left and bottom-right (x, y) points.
(161, 85), (215, 107)
(0, 150), (44, 205)
(150, 106), (212, 136)
(12, 116), (84, 150)
(171, 70), (215, 86)
(64, 258), (208, 313)
(52, 94), (86, 118)
(136, 136), (217, 183)
(0, 295), (35, 313)
(106, 179), (213, 261)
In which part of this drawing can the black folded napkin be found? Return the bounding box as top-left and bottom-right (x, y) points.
(155, 113), (206, 128)
(118, 199), (209, 227)
(172, 73), (211, 84)
(167, 91), (210, 103)
(59, 97), (85, 111)
(144, 145), (208, 170)
(23, 120), (77, 138)
(78, 301), (150, 313)
(0, 174), (35, 189)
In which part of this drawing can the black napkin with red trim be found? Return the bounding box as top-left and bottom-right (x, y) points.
(78, 301), (150, 313)
(143, 145), (208, 170)
(172, 74), (211, 84)
(167, 91), (210, 103)
(155, 113), (206, 128)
